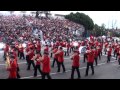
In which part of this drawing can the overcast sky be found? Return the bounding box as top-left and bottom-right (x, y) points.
(51, 11), (120, 29)
(0, 11), (120, 29)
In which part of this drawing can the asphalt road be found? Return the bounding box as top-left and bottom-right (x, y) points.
(0, 49), (120, 79)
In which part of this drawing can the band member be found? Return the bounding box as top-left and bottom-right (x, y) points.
(100, 42), (103, 56)
(70, 50), (81, 79)
(83, 45), (90, 63)
(27, 48), (35, 70)
(107, 46), (112, 63)
(31, 51), (42, 77)
(18, 44), (25, 60)
(116, 45), (119, 60)
(44, 45), (49, 53)
(85, 47), (95, 76)
(10, 47), (21, 79)
(55, 47), (66, 73)
(66, 42), (70, 56)
(7, 55), (17, 79)
(35, 41), (41, 54)
(113, 43), (117, 57)
(3, 43), (9, 61)
(97, 45), (101, 60)
(38, 52), (51, 79)
(51, 47), (58, 68)
(118, 50), (120, 65)
(25, 45), (30, 65)
(104, 42), (108, 55)
(94, 47), (98, 66)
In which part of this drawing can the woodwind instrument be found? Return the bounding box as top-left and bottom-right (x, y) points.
(5, 53), (10, 69)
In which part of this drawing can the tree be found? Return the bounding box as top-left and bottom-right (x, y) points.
(93, 24), (107, 37)
(65, 12), (94, 30)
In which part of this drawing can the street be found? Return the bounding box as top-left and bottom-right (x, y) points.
(0, 49), (120, 79)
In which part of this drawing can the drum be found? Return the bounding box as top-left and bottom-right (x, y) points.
(63, 47), (67, 52)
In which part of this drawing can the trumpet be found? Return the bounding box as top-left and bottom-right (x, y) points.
(5, 53), (10, 69)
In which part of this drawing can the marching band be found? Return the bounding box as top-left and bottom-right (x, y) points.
(2, 35), (120, 79)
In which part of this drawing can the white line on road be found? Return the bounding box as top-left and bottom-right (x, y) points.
(21, 60), (117, 79)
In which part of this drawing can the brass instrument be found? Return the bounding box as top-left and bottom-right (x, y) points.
(107, 48), (110, 51)
(5, 53), (10, 69)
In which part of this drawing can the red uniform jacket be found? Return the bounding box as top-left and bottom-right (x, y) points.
(67, 43), (70, 49)
(8, 60), (17, 79)
(58, 51), (64, 63)
(36, 43), (41, 51)
(26, 47), (30, 55)
(116, 47), (119, 54)
(36, 54), (41, 65)
(29, 50), (35, 60)
(44, 46), (49, 52)
(118, 50), (120, 59)
(105, 43), (108, 48)
(41, 55), (51, 73)
(19, 47), (24, 53)
(108, 48), (112, 56)
(4, 45), (9, 53)
(53, 49), (58, 59)
(98, 47), (101, 54)
(87, 50), (94, 63)
(94, 49), (98, 58)
(72, 54), (80, 67)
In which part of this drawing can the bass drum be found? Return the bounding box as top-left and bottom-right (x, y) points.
(79, 46), (86, 54)
(63, 47), (67, 52)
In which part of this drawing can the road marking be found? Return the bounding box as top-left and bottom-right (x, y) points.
(21, 60), (117, 79)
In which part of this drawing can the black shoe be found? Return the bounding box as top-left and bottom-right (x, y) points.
(57, 71), (60, 73)
(17, 76), (21, 79)
(34, 75), (37, 77)
(85, 74), (88, 77)
(77, 77), (81, 79)
(92, 73), (94, 75)
(63, 71), (66, 73)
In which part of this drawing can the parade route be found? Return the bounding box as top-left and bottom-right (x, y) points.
(0, 50), (120, 79)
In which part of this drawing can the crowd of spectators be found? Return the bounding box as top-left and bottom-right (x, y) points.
(0, 15), (84, 45)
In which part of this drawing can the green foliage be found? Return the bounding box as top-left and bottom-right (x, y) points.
(65, 12), (94, 30)
(93, 23), (107, 37)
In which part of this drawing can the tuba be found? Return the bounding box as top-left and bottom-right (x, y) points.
(5, 53), (10, 69)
